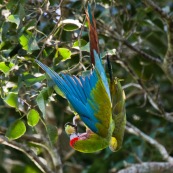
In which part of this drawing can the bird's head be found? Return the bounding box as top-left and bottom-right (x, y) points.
(65, 123), (88, 148)
(65, 123), (110, 153)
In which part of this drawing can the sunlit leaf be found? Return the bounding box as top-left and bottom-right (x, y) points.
(54, 85), (65, 98)
(6, 120), (26, 140)
(27, 109), (40, 127)
(73, 39), (87, 48)
(19, 31), (39, 53)
(61, 19), (82, 31)
(58, 48), (71, 61)
(7, 15), (20, 28)
(0, 62), (14, 74)
(4, 92), (18, 108)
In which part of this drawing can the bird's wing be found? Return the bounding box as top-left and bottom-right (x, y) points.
(36, 51), (112, 138)
(111, 79), (126, 151)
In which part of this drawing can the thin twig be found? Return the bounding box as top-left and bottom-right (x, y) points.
(36, 0), (64, 59)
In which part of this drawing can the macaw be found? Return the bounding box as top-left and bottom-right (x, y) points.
(36, 4), (126, 153)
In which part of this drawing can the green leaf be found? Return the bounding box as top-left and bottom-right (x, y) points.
(6, 0), (25, 9)
(54, 85), (65, 98)
(73, 39), (87, 48)
(4, 92), (18, 108)
(11, 165), (41, 173)
(61, 19), (82, 31)
(6, 120), (26, 140)
(27, 109), (40, 127)
(58, 48), (71, 61)
(36, 88), (49, 118)
(36, 91), (46, 118)
(0, 62), (14, 74)
(1, 22), (10, 42)
(22, 72), (45, 86)
(46, 124), (58, 145)
(80, 42), (90, 52)
(101, 49), (117, 58)
(19, 31), (39, 53)
(24, 165), (42, 173)
(18, 4), (26, 20)
(7, 15), (20, 28)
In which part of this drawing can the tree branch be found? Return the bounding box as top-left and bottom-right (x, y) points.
(0, 135), (54, 173)
(97, 21), (162, 64)
(126, 122), (173, 163)
(117, 162), (173, 173)
(122, 40), (162, 64)
(0, 126), (62, 173)
(163, 19), (173, 84)
(143, 0), (171, 20)
(112, 55), (173, 123)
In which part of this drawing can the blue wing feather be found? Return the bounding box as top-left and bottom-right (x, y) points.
(36, 51), (111, 135)
(73, 76), (87, 102)
(93, 50), (111, 99)
(79, 76), (89, 99)
(61, 74), (82, 102)
(82, 76), (91, 98)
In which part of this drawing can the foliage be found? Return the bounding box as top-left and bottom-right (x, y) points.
(0, 0), (173, 173)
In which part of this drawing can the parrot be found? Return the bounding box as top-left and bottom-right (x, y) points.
(35, 4), (126, 153)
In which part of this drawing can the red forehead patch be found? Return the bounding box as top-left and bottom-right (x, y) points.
(70, 137), (79, 147)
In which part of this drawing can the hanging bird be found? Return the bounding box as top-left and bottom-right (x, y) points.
(36, 4), (126, 153)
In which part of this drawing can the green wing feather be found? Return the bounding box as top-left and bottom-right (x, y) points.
(110, 79), (126, 151)
(71, 130), (110, 153)
(90, 68), (112, 138)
